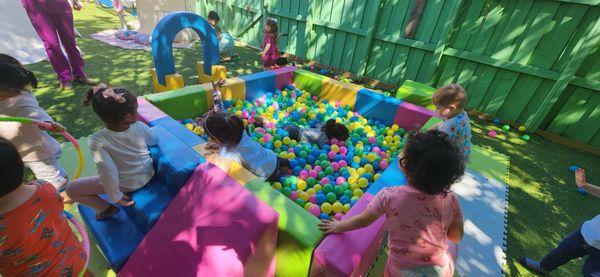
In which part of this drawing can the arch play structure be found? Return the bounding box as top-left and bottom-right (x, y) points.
(77, 12), (508, 277)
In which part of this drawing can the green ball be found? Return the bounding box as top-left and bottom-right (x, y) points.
(299, 150), (308, 158)
(282, 187), (292, 196)
(333, 186), (344, 196)
(306, 177), (316, 186)
(323, 184), (334, 193)
(283, 178), (292, 187)
(295, 198), (305, 206)
(326, 192), (337, 203)
(341, 182), (350, 190)
(325, 167), (334, 175)
(343, 190), (353, 197)
(321, 161), (330, 168)
(502, 125), (510, 131)
(319, 153), (328, 161)
(317, 171), (326, 179)
(521, 134), (530, 141)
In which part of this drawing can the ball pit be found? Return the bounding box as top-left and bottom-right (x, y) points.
(183, 88), (406, 218)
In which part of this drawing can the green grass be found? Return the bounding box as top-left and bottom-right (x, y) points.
(23, 6), (600, 276)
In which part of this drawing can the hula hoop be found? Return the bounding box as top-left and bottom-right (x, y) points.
(0, 116), (84, 180)
(64, 211), (90, 277)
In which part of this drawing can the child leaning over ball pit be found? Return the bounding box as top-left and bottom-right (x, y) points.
(319, 130), (465, 277)
(0, 54), (70, 202)
(429, 84), (472, 163)
(200, 80), (289, 181)
(285, 119), (349, 147)
(67, 84), (158, 220)
(0, 138), (87, 276)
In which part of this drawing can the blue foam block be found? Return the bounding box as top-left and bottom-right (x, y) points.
(152, 12), (219, 85)
(367, 158), (406, 195)
(148, 116), (205, 148)
(240, 70), (277, 101)
(78, 201), (145, 271)
(354, 89), (402, 126)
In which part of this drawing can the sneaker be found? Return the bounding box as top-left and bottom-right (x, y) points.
(96, 205), (119, 221)
(74, 77), (98, 85)
(60, 82), (73, 91)
(519, 257), (549, 275)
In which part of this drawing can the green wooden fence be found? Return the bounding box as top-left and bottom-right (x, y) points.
(197, 0), (600, 148)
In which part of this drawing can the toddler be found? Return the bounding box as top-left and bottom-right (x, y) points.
(201, 80), (288, 181)
(520, 168), (599, 276)
(262, 18), (279, 68)
(0, 54), (70, 200)
(319, 130), (465, 277)
(0, 138), (86, 276)
(430, 84), (471, 163)
(285, 119), (349, 147)
(207, 11), (236, 61)
(66, 84), (157, 220)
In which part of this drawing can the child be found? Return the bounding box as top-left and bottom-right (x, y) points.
(430, 84), (471, 163)
(207, 10), (221, 32)
(207, 11), (236, 61)
(285, 119), (349, 146)
(319, 130), (465, 277)
(201, 80), (287, 181)
(520, 168), (599, 276)
(66, 84), (157, 220)
(0, 138), (87, 276)
(0, 54), (70, 201)
(113, 0), (128, 30)
(262, 18), (279, 69)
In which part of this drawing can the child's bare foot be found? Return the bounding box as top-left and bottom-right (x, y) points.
(60, 191), (74, 204)
(96, 205), (119, 221)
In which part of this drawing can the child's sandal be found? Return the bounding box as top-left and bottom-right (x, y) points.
(518, 257), (549, 275)
(96, 205), (119, 221)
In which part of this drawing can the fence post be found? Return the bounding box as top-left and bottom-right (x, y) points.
(526, 17), (600, 132)
(303, 0), (315, 60)
(356, 0), (383, 79)
(424, 0), (463, 85)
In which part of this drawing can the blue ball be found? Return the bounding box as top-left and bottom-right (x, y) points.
(297, 158), (307, 167)
(319, 213), (331, 220)
(493, 118), (501, 124)
(340, 195), (350, 204)
(350, 200), (357, 206)
(293, 166), (303, 175)
(569, 165), (579, 172)
(316, 194), (327, 205)
(577, 188), (588, 195)
(182, 118), (193, 124)
(290, 159), (298, 168)
(307, 155), (316, 164)
(360, 158), (369, 166)
(351, 162), (360, 169)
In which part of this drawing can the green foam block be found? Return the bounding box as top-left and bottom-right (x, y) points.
(420, 116), (443, 131)
(293, 69), (324, 96)
(275, 231), (315, 277)
(396, 80), (436, 110)
(145, 85), (208, 120)
(245, 179), (322, 247)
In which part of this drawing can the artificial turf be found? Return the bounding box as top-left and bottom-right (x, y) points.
(21, 5), (600, 276)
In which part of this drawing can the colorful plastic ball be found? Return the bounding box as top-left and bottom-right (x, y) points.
(518, 126), (527, 132)
(282, 187), (292, 197)
(353, 189), (364, 197)
(323, 184), (334, 193)
(290, 191), (298, 200)
(343, 204), (351, 213)
(332, 202), (343, 213)
(309, 205), (321, 217)
(316, 194), (327, 205)
(299, 191), (309, 201)
(488, 131), (497, 138)
(325, 166), (334, 175)
(493, 118), (501, 124)
(333, 186), (344, 196)
(297, 180), (307, 191)
(306, 177), (317, 186)
(295, 198), (306, 206)
(502, 125), (510, 131)
(577, 187), (588, 196)
(309, 194), (317, 204)
(336, 177), (346, 185)
(569, 165), (579, 172)
(321, 203), (333, 214)
(521, 134), (530, 141)
(340, 195), (350, 204)
(343, 190), (353, 198)
(358, 178), (369, 188)
(272, 182), (282, 190)
(319, 213), (330, 220)
(313, 184), (323, 191)
(334, 213), (344, 221)
(326, 192), (337, 204)
(379, 160), (389, 170)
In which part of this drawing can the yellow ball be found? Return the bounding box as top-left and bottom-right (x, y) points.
(391, 124), (399, 131)
(299, 191), (309, 201)
(367, 153), (377, 162)
(350, 183), (359, 191)
(343, 204), (351, 213)
(357, 168), (366, 176)
(313, 184), (323, 191)
(353, 156), (361, 163)
(374, 173), (381, 181)
(348, 177), (357, 185)
(331, 144), (340, 153)
(193, 127), (203, 135)
(321, 203), (332, 214)
(358, 178), (369, 188)
(364, 164), (374, 173)
(305, 202), (313, 210)
(274, 141), (282, 148)
(353, 189), (364, 197)
(283, 137), (291, 145)
(297, 180), (307, 191)
(288, 153), (296, 159)
(272, 182), (282, 190)
(332, 202), (343, 213)
(518, 126), (527, 132)
(259, 138), (266, 144)
(185, 123), (194, 130)
(279, 152), (288, 159)
(306, 188), (316, 195)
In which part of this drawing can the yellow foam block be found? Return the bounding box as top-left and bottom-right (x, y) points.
(151, 69), (185, 93)
(320, 77), (360, 109)
(204, 77), (246, 108)
(197, 61), (228, 84)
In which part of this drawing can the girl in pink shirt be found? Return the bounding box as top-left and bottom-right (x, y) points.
(319, 130), (465, 277)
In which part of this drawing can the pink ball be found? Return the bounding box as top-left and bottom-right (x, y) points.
(255, 128), (265, 134)
(339, 141), (345, 147)
(336, 177), (345, 185)
(380, 159), (389, 170)
(339, 160), (348, 167)
(328, 151), (336, 159)
(241, 110), (249, 119)
(299, 170), (309, 180)
(250, 110), (257, 116)
(290, 191), (298, 200)
(308, 170), (318, 178)
(339, 147), (348, 155)
(314, 166), (322, 172)
(331, 163), (339, 171)
(309, 194), (317, 204)
(288, 148), (295, 153)
(273, 102), (279, 110)
(320, 177), (330, 185)
(488, 130), (497, 138)
(334, 213), (344, 220)
(372, 147), (381, 153)
(379, 152), (387, 158)
(266, 122), (275, 129)
(312, 96), (319, 101)
(309, 205), (321, 217)
(248, 117), (256, 124)
(335, 100), (341, 107)
(368, 137), (377, 144)
(263, 134), (272, 142)
(331, 138), (339, 145)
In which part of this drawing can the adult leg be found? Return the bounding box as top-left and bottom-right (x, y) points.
(540, 230), (589, 271)
(52, 12), (87, 80)
(583, 244), (600, 277)
(25, 10), (73, 84)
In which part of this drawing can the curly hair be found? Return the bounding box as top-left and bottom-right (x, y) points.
(83, 86), (137, 124)
(432, 83), (467, 109)
(400, 130), (465, 195)
(322, 119), (349, 142)
(0, 54), (38, 93)
(0, 137), (24, 197)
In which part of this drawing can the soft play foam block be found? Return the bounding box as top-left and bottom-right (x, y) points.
(293, 69), (324, 96)
(276, 231), (315, 277)
(240, 70), (276, 101)
(145, 85), (208, 120)
(394, 101), (441, 131)
(366, 158), (406, 195)
(197, 61), (227, 83)
(119, 164), (279, 276)
(396, 80), (436, 110)
(354, 89), (402, 125)
(137, 97), (168, 124)
(320, 77), (360, 109)
(151, 69), (185, 92)
(78, 203), (145, 271)
(148, 117), (205, 149)
(420, 116), (443, 131)
(203, 77), (247, 108)
(245, 179), (323, 247)
(311, 193), (387, 276)
(270, 66), (295, 90)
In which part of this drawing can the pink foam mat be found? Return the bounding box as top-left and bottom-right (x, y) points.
(118, 163), (278, 277)
(311, 193), (387, 276)
(393, 101), (441, 131)
(270, 66), (295, 90)
(137, 97), (168, 124)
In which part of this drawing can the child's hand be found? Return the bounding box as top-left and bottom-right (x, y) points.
(212, 79), (226, 91)
(318, 219), (342, 235)
(117, 195), (135, 206)
(575, 168), (588, 188)
(39, 122), (66, 133)
(72, 0), (82, 10)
